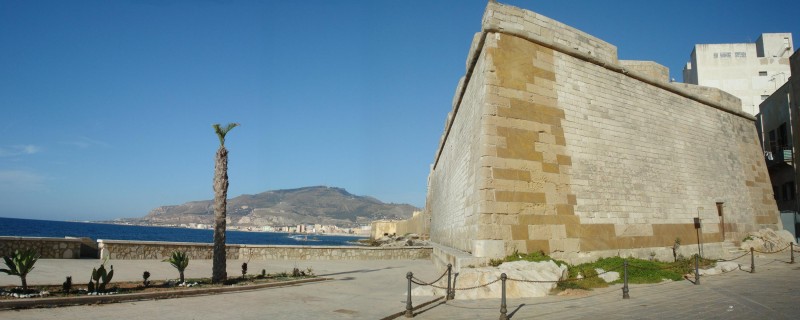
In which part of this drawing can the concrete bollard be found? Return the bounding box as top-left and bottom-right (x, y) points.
(750, 247), (755, 274)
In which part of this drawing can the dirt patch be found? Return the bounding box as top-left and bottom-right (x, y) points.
(0, 275), (315, 301)
(556, 289), (590, 297)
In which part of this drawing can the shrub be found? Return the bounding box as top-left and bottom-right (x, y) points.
(241, 262), (248, 278)
(165, 251), (189, 284)
(62, 276), (72, 293)
(142, 271), (151, 287)
(0, 249), (39, 291)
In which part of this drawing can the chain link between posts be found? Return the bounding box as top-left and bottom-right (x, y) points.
(407, 245), (799, 296)
(409, 268), (449, 286)
(716, 251), (751, 262)
(411, 263), (626, 291)
(752, 244), (792, 254)
(507, 263), (624, 283)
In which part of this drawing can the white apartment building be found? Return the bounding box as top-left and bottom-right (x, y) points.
(683, 33), (793, 115)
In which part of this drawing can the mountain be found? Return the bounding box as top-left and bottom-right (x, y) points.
(136, 186), (419, 227)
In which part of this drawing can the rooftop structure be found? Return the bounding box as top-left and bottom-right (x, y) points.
(683, 33), (794, 115)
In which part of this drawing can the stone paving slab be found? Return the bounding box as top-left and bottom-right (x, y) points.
(2, 255), (799, 319)
(409, 256), (800, 319)
(0, 258), (439, 319)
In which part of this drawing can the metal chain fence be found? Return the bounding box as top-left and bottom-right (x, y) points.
(399, 247), (798, 319)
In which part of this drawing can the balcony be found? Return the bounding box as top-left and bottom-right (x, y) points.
(766, 147), (793, 167)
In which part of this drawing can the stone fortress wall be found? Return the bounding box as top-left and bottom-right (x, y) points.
(427, 2), (781, 266)
(370, 211), (431, 239)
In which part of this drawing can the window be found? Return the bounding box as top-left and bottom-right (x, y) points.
(735, 52), (746, 58)
(783, 182), (796, 201)
(785, 37), (790, 47)
(769, 130), (777, 153)
(759, 71), (768, 76)
(713, 53), (719, 59)
(720, 52), (731, 58)
(779, 123), (788, 147)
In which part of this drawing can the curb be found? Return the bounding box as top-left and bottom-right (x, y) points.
(0, 277), (332, 310)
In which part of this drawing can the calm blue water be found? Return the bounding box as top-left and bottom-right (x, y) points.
(0, 217), (364, 246)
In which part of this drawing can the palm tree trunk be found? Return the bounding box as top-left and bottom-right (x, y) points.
(212, 146), (229, 283)
(21, 276), (27, 291)
(180, 271), (185, 284)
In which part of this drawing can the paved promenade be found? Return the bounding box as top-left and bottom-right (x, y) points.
(1, 254), (799, 319)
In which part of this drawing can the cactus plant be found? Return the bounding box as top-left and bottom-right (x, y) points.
(0, 249), (40, 291)
(90, 264), (114, 292)
(87, 256), (114, 293)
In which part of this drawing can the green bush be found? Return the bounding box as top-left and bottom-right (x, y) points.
(0, 249), (39, 291)
(165, 251), (190, 283)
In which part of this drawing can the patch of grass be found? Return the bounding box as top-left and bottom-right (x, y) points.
(493, 251), (718, 292)
(502, 250), (569, 267)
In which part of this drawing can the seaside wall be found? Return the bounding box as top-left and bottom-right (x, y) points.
(426, 2), (781, 264)
(0, 236), (84, 259)
(98, 239), (431, 260)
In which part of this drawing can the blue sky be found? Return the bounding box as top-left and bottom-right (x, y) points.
(2, 0), (799, 221)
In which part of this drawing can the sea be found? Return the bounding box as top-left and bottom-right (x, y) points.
(0, 217), (364, 246)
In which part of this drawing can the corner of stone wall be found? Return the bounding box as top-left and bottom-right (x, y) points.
(619, 60), (670, 83)
(669, 82), (748, 118)
(482, 1), (618, 65)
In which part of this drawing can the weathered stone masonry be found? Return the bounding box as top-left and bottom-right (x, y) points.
(427, 2), (781, 265)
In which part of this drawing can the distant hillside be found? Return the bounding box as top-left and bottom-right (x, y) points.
(136, 186), (418, 227)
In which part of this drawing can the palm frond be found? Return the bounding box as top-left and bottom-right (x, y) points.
(212, 122), (239, 146)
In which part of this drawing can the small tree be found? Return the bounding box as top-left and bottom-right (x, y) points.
(0, 249), (40, 291)
(166, 251), (190, 284)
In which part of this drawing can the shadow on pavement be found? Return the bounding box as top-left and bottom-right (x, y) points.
(318, 269), (381, 277)
(508, 303), (526, 318)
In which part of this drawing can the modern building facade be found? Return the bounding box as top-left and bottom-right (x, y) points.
(683, 33), (793, 116)
(756, 49), (800, 239)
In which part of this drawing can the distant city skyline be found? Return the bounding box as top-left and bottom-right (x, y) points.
(2, 0), (799, 221)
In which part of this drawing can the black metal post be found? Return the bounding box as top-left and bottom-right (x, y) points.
(405, 272), (414, 318)
(750, 247), (755, 274)
(452, 272), (459, 300)
(446, 264), (453, 300)
(499, 273), (508, 320)
(791, 243), (795, 264)
(694, 254), (700, 285)
(622, 259), (630, 299)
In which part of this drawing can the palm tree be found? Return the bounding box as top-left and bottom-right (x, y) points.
(166, 251), (190, 284)
(1, 249), (40, 291)
(211, 122), (238, 283)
